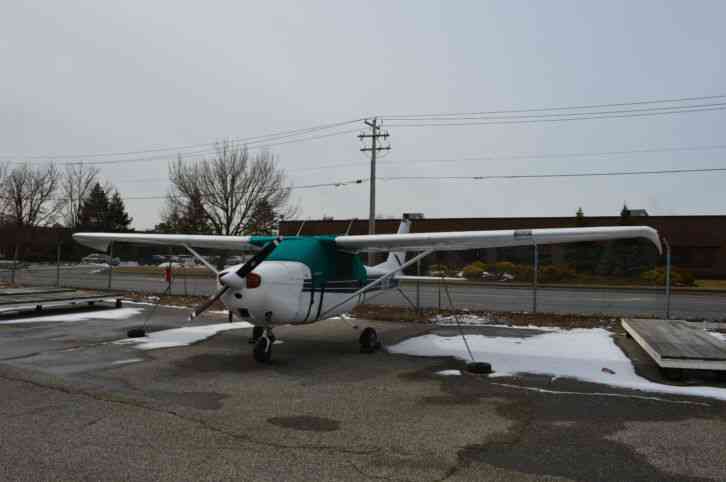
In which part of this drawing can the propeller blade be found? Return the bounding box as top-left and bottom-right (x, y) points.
(189, 285), (229, 320)
(235, 237), (281, 278)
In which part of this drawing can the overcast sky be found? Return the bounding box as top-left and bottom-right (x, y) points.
(2, 1), (725, 229)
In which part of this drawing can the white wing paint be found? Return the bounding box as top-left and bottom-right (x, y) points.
(74, 226), (662, 255)
(334, 226), (662, 254)
(73, 232), (258, 252)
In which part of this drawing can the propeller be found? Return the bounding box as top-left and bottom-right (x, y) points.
(189, 237), (281, 320)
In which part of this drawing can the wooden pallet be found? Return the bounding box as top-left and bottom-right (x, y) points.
(622, 318), (726, 371)
(0, 288), (123, 314)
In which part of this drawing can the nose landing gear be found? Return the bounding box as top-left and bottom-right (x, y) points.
(359, 327), (381, 354)
(253, 327), (275, 363)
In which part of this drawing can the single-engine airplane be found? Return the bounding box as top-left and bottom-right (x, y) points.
(74, 217), (662, 362)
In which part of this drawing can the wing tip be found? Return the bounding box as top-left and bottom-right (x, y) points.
(73, 232), (110, 252)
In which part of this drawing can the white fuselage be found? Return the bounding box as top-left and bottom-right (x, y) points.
(219, 261), (394, 326)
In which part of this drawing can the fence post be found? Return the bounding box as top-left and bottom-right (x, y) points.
(107, 242), (113, 290)
(438, 279), (442, 312)
(183, 264), (188, 296)
(56, 243), (61, 288)
(11, 244), (18, 285)
(533, 241), (538, 313)
(664, 238), (671, 320)
(416, 258), (421, 314)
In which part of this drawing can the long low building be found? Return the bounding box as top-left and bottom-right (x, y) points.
(280, 215), (726, 278)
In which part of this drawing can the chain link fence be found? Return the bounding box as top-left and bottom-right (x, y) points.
(1, 233), (723, 320)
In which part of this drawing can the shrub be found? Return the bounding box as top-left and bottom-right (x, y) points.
(640, 267), (696, 286)
(461, 263), (484, 280)
(512, 264), (534, 282)
(493, 261), (516, 274)
(539, 264), (577, 283)
(471, 260), (489, 271)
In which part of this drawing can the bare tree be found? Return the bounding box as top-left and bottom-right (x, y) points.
(62, 163), (100, 228)
(167, 141), (296, 236)
(3, 162), (63, 227)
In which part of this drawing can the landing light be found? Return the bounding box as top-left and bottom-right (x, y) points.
(246, 272), (261, 289)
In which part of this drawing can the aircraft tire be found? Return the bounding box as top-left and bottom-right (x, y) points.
(127, 327), (146, 338)
(254, 336), (272, 363)
(466, 362), (492, 374)
(359, 327), (380, 353)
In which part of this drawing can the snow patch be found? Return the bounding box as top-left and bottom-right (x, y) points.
(390, 328), (726, 401)
(115, 321), (253, 350)
(435, 369), (462, 376)
(709, 331), (726, 342)
(0, 307), (142, 324)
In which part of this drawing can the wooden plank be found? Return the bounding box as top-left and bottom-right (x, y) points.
(647, 322), (708, 359)
(0, 288), (75, 297)
(0, 292), (110, 306)
(0, 289), (123, 307)
(622, 319), (726, 370)
(665, 321), (726, 360)
(624, 318), (726, 362)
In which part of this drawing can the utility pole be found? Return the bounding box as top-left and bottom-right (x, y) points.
(359, 117), (390, 265)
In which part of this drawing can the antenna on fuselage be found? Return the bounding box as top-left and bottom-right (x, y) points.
(296, 220), (306, 236)
(345, 218), (357, 235)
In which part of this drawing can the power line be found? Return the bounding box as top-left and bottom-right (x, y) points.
(0, 119), (362, 162)
(384, 105), (726, 127)
(10, 128), (360, 166)
(111, 165), (726, 199)
(284, 143), (726, 173)
(383, 102), (726, 122)
(379, 166), (726, 182)
(4, 165), (723, 205)
(0, 178), (370, 203)
(382, 94), (726, 119)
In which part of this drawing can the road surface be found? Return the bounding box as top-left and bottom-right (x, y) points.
(4, 267), (726, 319)
(1, 304), (725, 481)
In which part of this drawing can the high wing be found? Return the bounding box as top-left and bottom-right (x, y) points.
(73, 232), (260, 252)
(334, 226), (662, 254)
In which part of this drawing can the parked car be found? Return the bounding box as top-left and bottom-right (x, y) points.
(225, 255), (247, 266)
(81, 253), (120, 266)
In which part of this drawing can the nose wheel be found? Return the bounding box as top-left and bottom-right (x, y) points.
(253, 327), (275, 363)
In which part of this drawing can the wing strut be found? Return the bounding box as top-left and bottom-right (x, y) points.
(183, 244), (218, 274)
(320, 249), (433, 320)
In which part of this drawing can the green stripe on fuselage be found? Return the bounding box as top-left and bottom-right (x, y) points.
(250, 236), (367, 289)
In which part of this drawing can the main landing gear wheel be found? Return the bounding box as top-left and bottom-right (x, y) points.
(359, 327), (381, 354)
(249, 326), (264, 345)
(253, 328), (275, 363)
(254, 336), (272, 363)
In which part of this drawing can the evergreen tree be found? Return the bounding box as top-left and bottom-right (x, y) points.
(620, 203), (631, 222)
(79, 183), (110, 231)
(575, 207), (585, 227)
(107, 191), (132, 231)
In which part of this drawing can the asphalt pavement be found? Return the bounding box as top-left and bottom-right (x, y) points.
(1, 303), (726, 480)
(6, 267), (726, 320)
